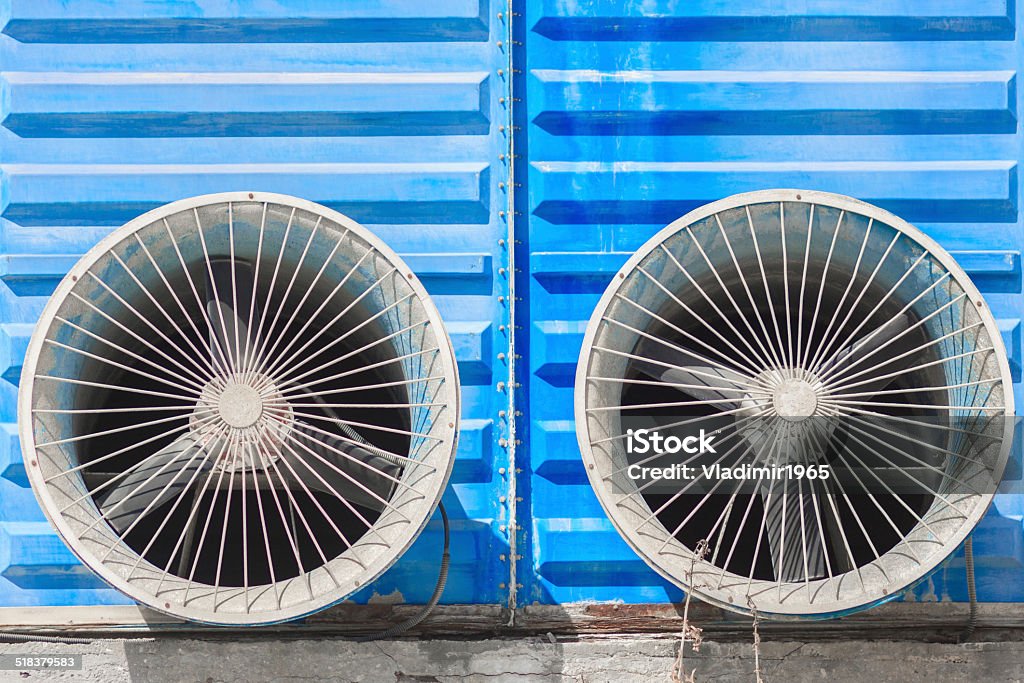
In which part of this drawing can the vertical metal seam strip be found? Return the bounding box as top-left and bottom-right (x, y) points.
(502, 0), (519, 624)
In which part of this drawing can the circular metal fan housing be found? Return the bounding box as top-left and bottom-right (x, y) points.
(576, 189), (1013, 619)
(20, 192), (459, 625)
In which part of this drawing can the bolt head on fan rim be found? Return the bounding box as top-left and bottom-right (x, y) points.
(18, 191), (461, 626)
(575, 189), (1014, 619)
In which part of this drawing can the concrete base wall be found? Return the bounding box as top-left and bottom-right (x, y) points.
(4, 636), (1024, 682)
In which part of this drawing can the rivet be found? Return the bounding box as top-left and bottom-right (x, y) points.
(30, 460), (36, 467)
(499, 583), (507, 589)
(407, 273), (414, 280)
(448, 422), (454, 428)
(165, 602), (171, 609)
(497, 41), (503, 48)
(619, 272), (625, 279)
(796, 194), (802, 200)
(248, 193), (254, 199)
(588, 463), (594, 470)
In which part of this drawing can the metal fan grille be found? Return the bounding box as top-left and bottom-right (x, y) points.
(576, 190), (1012, 618)
(20, 192), (459, 625)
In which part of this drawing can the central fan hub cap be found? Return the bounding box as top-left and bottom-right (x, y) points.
(218, 383), (264, 428)
(772, 379), (818, 421)
(192, 374), (294, 473)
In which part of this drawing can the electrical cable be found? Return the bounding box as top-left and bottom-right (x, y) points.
(0, 632), (91, 644)
(356, 501), (450, 642)
(957, 534), (977, 643)
(0, 502), (451, 645)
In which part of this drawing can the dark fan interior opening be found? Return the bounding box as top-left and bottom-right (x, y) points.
(72, 251), (412, 587)
(622, 247), (949, 581)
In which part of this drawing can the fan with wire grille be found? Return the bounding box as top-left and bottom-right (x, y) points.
(20, 192), (460, 625)
(575, 189), (1013, 618)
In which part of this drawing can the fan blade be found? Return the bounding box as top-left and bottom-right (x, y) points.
(764, 482), (829, 583)
(632, 339), (750, 406)
(753, 423), (830, 583)
(287, 420), (401, 512)
(206, 258), (256, 368)
(99, 433), (212, 534)
(820, 314), (910, 380)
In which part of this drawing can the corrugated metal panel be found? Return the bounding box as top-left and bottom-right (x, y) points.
(3, 0), (1023, 616)
(518, 0), (1024, 605)
(0, 1), (512, 608)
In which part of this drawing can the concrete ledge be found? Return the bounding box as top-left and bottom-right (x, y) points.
(3, 636), (1024, 682)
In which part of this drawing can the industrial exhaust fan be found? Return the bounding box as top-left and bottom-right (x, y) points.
(576, 190), (1013, 618)
(19, 192), (460, 625)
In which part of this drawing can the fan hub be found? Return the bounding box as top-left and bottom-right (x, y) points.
(772, 379), (818, 421)
(218, 383), (264, 428)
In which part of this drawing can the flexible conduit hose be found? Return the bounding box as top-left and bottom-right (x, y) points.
(0, 632), (91, 644)
(0, 504), (450, 644)
(958, 534), (978, 643)
(356, 502), (450, 642)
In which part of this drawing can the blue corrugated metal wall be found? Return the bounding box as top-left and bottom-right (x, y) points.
(2, 0), (1024, 614)
(516, 0), (1024, 606)
(0, 0), (513, 609)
